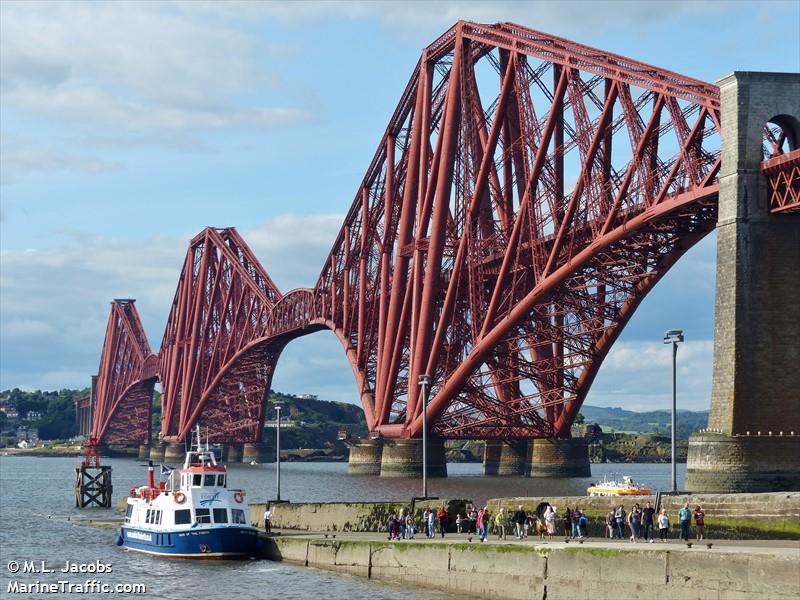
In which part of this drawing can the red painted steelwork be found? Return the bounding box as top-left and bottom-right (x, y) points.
(91, 300), (158, 444)
(762, 150), (800, 214)
(90, 21), (739, 445)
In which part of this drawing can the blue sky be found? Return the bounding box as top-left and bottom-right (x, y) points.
(1, 1), (798, 411)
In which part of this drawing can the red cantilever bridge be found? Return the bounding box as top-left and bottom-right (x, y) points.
(87, 21), (799, 448)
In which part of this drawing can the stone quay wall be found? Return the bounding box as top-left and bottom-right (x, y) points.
(487, 492), (800, 539)
(249, 499), (469, 533)
(261, 536), (800, 600)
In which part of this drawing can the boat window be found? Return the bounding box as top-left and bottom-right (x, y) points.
(231, 509), (246, 524)
(174, 509), (191, 525)
(204, 474), (216, 487)
(217, 474), (225, 487)
(124, 504), (133, 523)
(195, 508), (211, 524)
(213, 508), (228, 524)
(155, 510), (162, 525)
(192, 474), (202, 487)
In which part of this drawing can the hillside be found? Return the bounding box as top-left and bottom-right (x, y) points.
(580, 404), (709, 439)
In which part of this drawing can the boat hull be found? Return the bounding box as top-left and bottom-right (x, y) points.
(120, 525), (259, 559)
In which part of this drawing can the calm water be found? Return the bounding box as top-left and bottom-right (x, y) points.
(0, 457), (685, 599)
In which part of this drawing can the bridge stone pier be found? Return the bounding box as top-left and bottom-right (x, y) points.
(483, 441), (528, 476)
(686, 72), (800, 493)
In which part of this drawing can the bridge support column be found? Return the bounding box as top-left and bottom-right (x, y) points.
(137, 444), (151, 461)
(243, 442), (273, 464)
(528, 438), (590, 478)
(483, 440), (528, 476)
(686, 72), (800, 493)
(163, 442), (185, 464)
(347, 439), (383, 475)
(380, 439), (447, 478)
(149, 443), (166, 462)
(225, 444), (244, 463)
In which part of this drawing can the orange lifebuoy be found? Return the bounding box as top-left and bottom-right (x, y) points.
(174, 492), (186, 504)
(233, 492), (244, 504)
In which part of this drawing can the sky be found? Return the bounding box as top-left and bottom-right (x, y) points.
(1, 0), (798, 412)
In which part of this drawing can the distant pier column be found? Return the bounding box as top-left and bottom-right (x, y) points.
(528, 438), (590, 478)
(225, 444), (244, 463)
(163, 442), (185, 464)
(243, 442), (273, 464)
(347, 439), (383, 475)
(686, 72), (800, 493)
(137, 444), (151, 461)
(380, 439), (447, 478)
(149, 443), (166, 462)
(483, 440), (528, 476)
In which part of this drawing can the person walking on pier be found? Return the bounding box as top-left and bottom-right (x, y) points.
(614, 505), (626, 539)
(494, 508), (506, 540)
(263, 507), (272, 534)
(406, 512), (416, 539)
(642, 501), (656, 543)
(679, 502), (692, 541)
(658, 508), (670, 542)
(428, 508), (436, 538)
(399, 508), (407, 539)
(437, 506), (449, 538)
(693, 505), (705, 541)
(544, 505), (556, 539)
(562, 508), (572, 538)
(628, 503), (642, 543)
(606, 509), (615, 538)
(513, 505), (526, 539)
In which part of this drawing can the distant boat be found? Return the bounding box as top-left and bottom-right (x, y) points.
(249, 460), (258, 466)
(587, 475), (651, 496)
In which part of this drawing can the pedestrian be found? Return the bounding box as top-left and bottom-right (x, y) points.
(571, 507), (581, 539)
(437, 506), (449, 538)
(658, 508), (670, 542)
(263, 506), (272, 534)
(524, 511), (533, 538)
(428, 507), (436, 538)
(481, 506), (491, 542)
(422, 509), (430, 537)
(642, 501), (656, 543)
(513, 504), (526, 539)
(399, 508), (406, 539)
(693, 505), (705, 541)
(562, 507), (572, 538)
(494, 508), (506, 540)
(468, 507), (478, 533)
(476, 508), (485, 542)
(578, 511), (588, 538)
(406, 512), (415, 539)
(679, 501), (692, 541)
(628, 503), (642, 543)
(544, 505), (556, 540)
(456, 513), (464, 534)
(614, 504), (626, 539)
(387, 511), (398, 540)
(606, 509), (615, 538)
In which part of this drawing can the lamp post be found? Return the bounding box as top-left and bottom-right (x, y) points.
(663, 329), (684, 493)
(275, 405), (282, 502)
(418, 374), (431, 499)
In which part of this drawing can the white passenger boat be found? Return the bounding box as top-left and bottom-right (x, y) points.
(587, 475), (651, 496)
(117, 428), (259, 558)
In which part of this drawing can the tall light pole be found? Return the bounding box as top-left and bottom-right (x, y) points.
(418, 374), (431, 499)
(275, 405), (282, 502)
(663, 329), (684, 493)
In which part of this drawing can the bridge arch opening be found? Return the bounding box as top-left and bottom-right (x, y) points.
(764, 115), (800, 157)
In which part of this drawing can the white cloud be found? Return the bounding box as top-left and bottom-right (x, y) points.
(0, 138), (120, 184)
(0, 2), (310, 143)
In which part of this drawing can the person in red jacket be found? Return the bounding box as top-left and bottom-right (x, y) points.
(437, 507), (449, 538)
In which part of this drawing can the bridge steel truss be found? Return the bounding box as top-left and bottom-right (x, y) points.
(86, 21), (799, 446)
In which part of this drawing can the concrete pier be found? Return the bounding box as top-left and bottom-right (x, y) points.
(483, 440), (528, 476)
(242, 442), (273, 464)
(225, 444), (244, 463)
(528, 438), (590, 477)
(137, 444), (151, 461)
(686, 72), (800, 493)
(149, 443), (166, 462)
(379, 439), (447, 478)
(163, 442), (185, 464)
(347, 439), (383, 475)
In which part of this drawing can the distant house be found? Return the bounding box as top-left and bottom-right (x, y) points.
(298, 394), (318, 400)
(0, 408), (18, 420)
(17, 440), (30, 449)
(23, 411), (43, 421)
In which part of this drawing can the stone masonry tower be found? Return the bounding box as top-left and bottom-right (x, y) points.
(686, 72), (800, 492)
